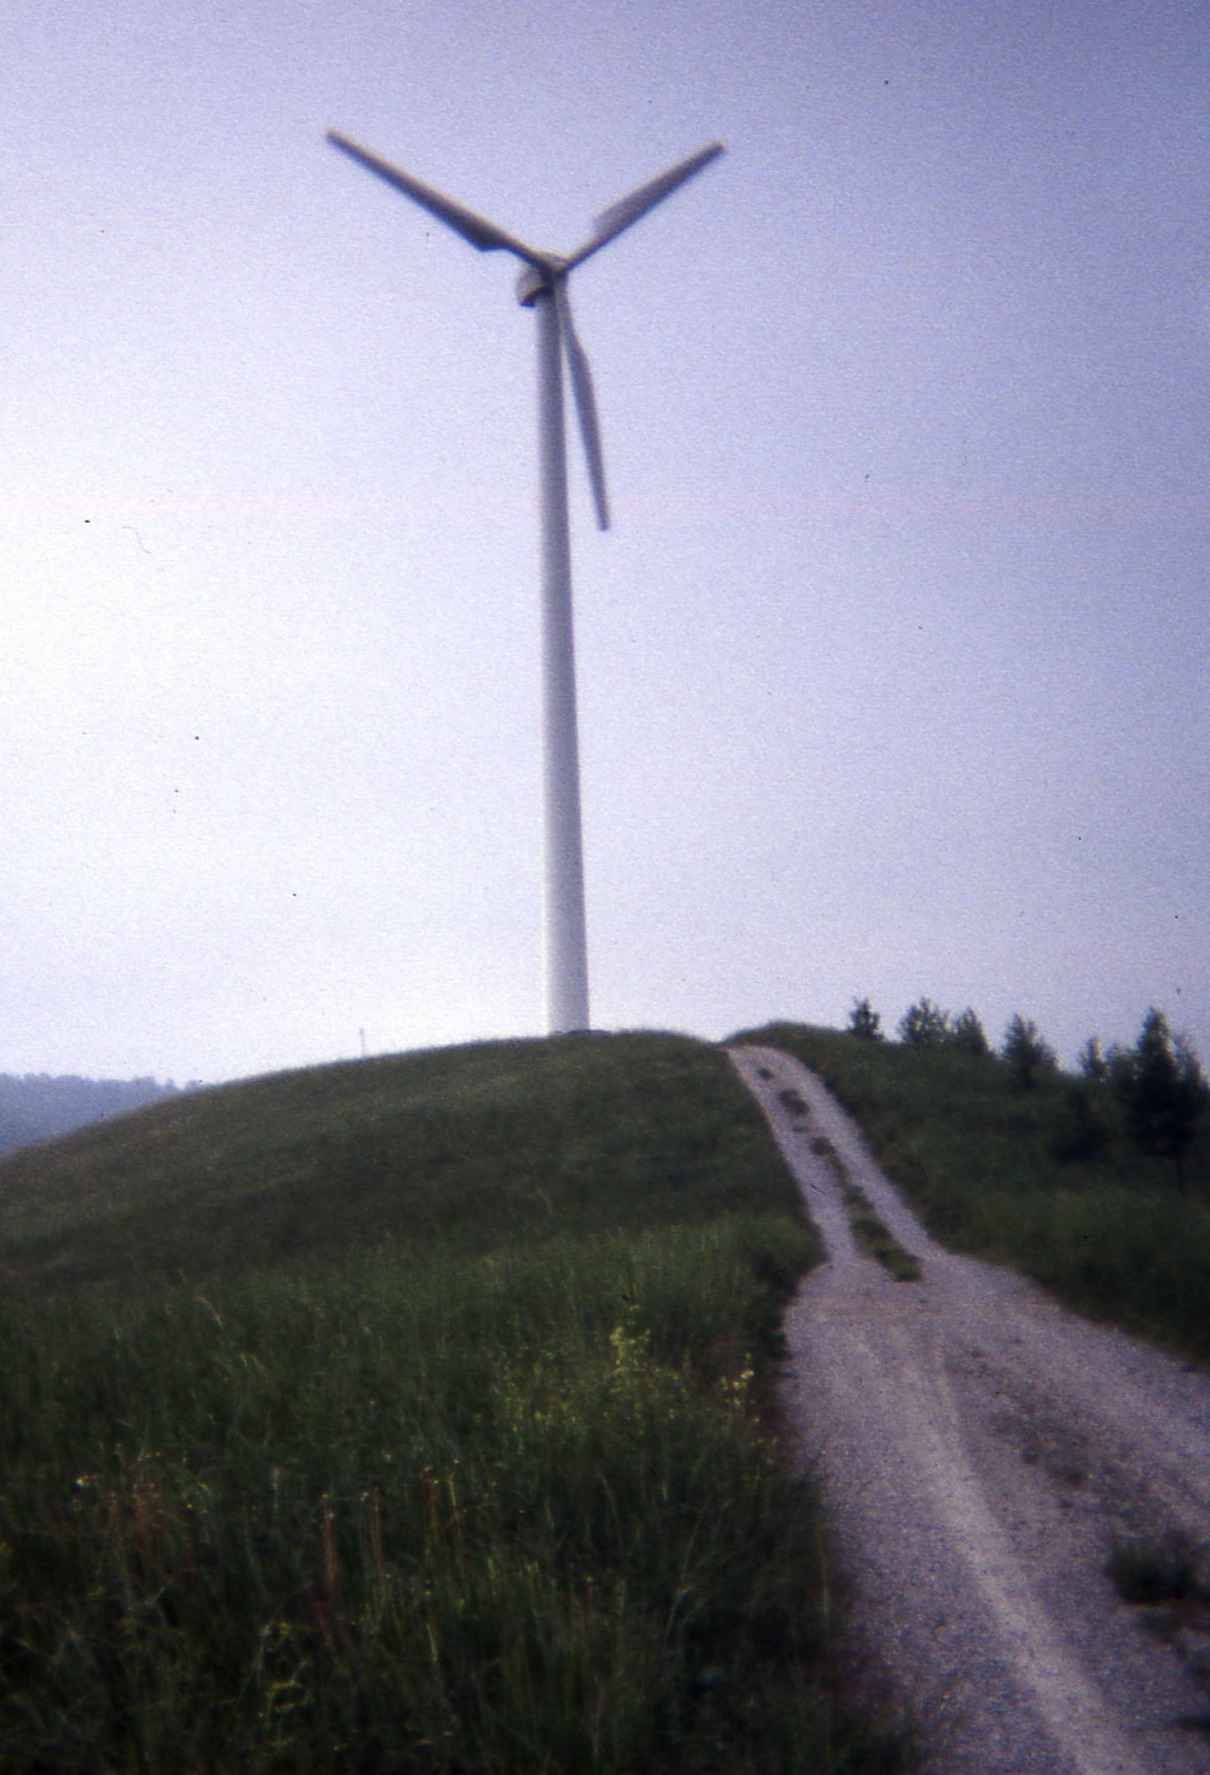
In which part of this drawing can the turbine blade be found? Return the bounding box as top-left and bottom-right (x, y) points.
(326, 131), (549, 267)
(554, 281), (610, 532)
(565, 141), (725, 270)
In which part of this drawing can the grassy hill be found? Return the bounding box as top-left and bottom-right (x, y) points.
(0, 1032), (909, 1774)
(0, 1035), (811, 1295)
(7, 1020), (1206, 1770)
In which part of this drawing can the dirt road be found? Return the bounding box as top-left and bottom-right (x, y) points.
(729, 1043), (1210, 1775)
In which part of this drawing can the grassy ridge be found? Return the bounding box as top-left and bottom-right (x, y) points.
(735, 1022), (1210, 1363)
(0, 1033), (907, 1773)
(0, 1035), (796, 1291)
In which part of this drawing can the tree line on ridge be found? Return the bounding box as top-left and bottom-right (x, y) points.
(846, 996), (1208, 1193)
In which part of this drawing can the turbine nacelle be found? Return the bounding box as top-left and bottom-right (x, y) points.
(515, 264), (567, 304)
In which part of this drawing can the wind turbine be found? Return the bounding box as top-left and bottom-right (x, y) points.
(326, 128), (725, 1035)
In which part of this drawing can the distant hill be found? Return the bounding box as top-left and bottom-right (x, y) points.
(0, 1072), (199, 1157)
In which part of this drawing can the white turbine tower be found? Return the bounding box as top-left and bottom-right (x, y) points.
(327, 129), (724, 1035)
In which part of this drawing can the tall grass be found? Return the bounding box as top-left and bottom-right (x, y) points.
(0, 1033), (909, 1772)
(734, 1022), (1210, 1364)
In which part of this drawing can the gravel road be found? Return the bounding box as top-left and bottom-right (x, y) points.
(729, 1043), (1210, 1775)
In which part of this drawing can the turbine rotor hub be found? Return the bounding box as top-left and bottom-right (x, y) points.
(516, 259), (565, 306)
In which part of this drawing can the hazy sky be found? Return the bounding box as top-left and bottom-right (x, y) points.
(6, 0), (1208, 1083)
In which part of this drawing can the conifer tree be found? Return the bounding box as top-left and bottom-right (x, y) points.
(897, 998), (950, 1047)
(1125, 1009), (1207, 1192)
(948, 1007), (990, 1057)
(1001, 1013), (1057, 1089)
(847, 997), (884, 1041)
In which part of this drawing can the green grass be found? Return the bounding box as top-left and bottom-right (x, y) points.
(0, 1032), (910, 1773)
(732, 1023), (1210, 1363)
(806, 1134), (921, 1283)
(840, 1184), (922, 1284)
